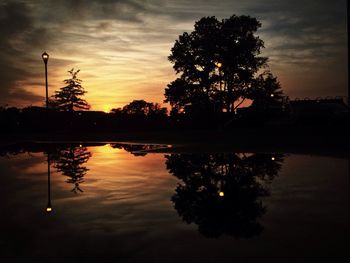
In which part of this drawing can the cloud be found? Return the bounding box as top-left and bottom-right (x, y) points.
(0, 0), (347, 109)
(256, 0), (347, 97)
(0, 0), (152, 107)
(0, 1), (44, 106)
(30, 0), (149, 23)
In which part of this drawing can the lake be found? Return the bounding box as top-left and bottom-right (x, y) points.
(0, 143), (348, 262)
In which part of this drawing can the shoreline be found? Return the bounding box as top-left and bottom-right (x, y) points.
(1, 129), (349, 158)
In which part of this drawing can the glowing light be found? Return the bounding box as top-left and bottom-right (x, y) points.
(219, 191), (224, 197)
(270, 94), (274, 97)
(102, 104), (113, 113)
(271, 157), (275, 161)
(216, 62), (222, 68)
(42, 52), (49, 63)
(79, 144), (83, 147)
(46, 207), (52, 212)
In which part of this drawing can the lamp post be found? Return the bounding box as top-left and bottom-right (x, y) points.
(42, 52), (49, 109)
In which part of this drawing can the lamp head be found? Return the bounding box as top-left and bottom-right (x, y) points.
(46, 200), (52, 213)
(42, 52), (49, 63)
(216, 62), (222, 68)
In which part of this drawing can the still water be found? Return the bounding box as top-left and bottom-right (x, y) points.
(0, 143), (348, 262)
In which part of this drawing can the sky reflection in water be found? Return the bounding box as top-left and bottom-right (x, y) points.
(0, 143), (348, 262)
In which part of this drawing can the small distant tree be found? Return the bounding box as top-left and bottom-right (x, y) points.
(110, 107), (122, 115)
(122, 100), (150, 116)
(249, 71), (284, 111)
(120, 100), (167, 117)
(52, 69), (90, 112)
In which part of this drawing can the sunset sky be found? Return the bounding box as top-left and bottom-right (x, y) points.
(0, 0), (347, 112)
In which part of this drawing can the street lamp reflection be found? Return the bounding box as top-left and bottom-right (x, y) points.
(45, 152), (53, 214)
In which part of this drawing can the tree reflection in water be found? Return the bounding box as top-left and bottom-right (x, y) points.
(52, 146), (92, 193)
(165, 153), (285, 238)
(110, 143), (165, 156)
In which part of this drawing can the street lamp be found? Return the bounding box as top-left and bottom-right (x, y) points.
(42, 52), (49, 109)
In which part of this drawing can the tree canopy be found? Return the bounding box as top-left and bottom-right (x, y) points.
(51, 69), (90, 112)
(111, 100), (167, 117)
(165, 15), (283, 114)
(249, 71), (284, 111)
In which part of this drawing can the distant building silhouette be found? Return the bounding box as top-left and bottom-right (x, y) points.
(236, 96), (348, 124)
(236, 95), (289, 120)
(289, 97), (348, 122)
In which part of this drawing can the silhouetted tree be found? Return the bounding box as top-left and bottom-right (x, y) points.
(165, 15), (280, 114)
(166, 153), (284, 238)
(249, 71), (284, 111)
(120, 100), (167, 117)
(53, 146), (91, 193)
(110, 107), (122, 115)
(110, 143), (165, 156)
(51, 69), (90, 112)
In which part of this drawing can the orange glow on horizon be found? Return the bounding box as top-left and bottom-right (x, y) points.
(102, 104), (114, 113)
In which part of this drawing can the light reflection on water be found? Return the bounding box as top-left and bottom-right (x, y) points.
(0, 143), (348, 262)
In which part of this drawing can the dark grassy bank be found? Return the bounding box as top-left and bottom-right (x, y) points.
(1, 125), (349, 157)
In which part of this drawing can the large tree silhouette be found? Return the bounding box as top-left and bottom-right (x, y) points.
(165, 15), (282, 114)
(165, 153), (285, 238)
(52, 69), (90, 112)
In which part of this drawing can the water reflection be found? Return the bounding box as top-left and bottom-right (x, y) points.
(110, 143), (167, 156)
(46, 152), (52, 213)
(51, 146), (92, 193)
(1, 143), (285, 237)
(165, 153), (285, 238)
(0, 143), (348, 262)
